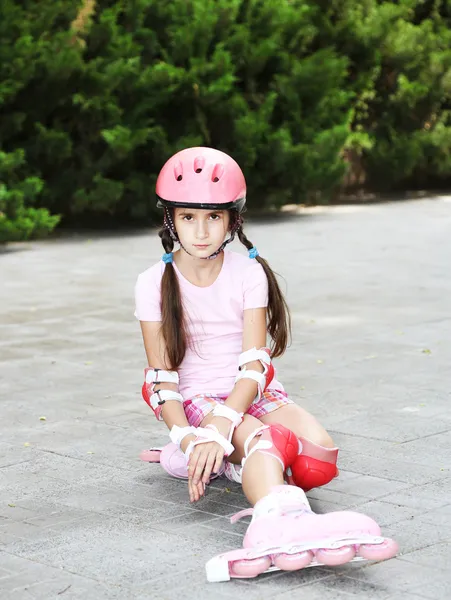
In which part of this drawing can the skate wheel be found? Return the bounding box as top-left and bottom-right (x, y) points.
(273, 550), (313, 571)
(357, 538), (398, 561)
(316, 545), (355, 566)
(230, 555), (271, 578)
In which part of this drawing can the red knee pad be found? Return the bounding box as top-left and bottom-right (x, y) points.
(267, 423), (300, 469)
(289, 437), (339, 491)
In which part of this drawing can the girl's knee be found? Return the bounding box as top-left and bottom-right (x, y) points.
(260, 405), (336, 449)
(312, 431), (336, 449)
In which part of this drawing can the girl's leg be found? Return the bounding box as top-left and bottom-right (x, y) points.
(259, 403), (338, 491)
(258, 403), (335, 447)
(200, 412), (286, 505)
(202, 411), (398, 581)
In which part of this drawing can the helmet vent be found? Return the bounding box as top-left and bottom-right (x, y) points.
(174, 161), (183, 182)
(211, 163), (224, 183)
(194, 156), (205, 173)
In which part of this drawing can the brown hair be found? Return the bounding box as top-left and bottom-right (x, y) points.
(159, 212), (291, 368)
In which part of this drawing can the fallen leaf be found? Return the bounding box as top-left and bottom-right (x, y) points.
(86, 451), (94, 455)
(84, 361), (93, 365)
(421, 349), (432, 354)
(316, 359), (323, 364)
(39, 416), (46, 421)
(24, 442), (31, 447)
(8, 503), (15, 508)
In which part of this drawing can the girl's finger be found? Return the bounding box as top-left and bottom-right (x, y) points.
(192, 449), (209, 485)
(213, 450), (224, 476)
(202, 452), (217, 484)
(189, 477), (204, 503)
(197, 480), (205, 500)
(188, 450), (200, 480)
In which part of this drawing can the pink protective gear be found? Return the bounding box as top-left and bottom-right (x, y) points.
(235, 347), (275, 401)
(141, 367), (183, 420)
(156, 147), (246, 212)
(211, 404), (243, 447)
(185, 424), (235, 459)
(205, 485), (399, 582)
(286, 437), (339, 491)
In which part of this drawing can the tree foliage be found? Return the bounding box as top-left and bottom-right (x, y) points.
(1, 0), (451, 240)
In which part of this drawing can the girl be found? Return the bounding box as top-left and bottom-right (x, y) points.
(134, 147), (397, 582)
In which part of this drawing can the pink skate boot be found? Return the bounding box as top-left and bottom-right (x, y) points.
(140, 442), (227, 480)
(206, 485), (398, 581)
(140, 443), (192, 479)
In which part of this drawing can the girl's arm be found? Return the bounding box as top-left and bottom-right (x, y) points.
(140, 321), (195, 453)
(209, 308), (267, 439)
(224, 307), (267, 412)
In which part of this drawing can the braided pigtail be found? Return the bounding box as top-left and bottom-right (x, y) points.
(158, 226), (187, 368)
(237, 225), (291, 357)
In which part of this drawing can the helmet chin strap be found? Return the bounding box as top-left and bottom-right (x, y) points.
(163, 209), (242, 260)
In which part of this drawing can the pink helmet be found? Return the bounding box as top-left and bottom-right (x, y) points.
(156, 147), (246, 212)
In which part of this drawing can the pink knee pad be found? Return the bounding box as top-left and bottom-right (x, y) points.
(288, 437), (338, 491)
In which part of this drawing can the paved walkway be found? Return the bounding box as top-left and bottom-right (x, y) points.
(1, 197), (450, 599)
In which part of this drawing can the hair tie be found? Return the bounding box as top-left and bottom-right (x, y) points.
(162, 252), (173, 264)
(248, 246), (259, 259)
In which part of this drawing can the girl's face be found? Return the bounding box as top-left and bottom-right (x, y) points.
(173, 208), (230, 259)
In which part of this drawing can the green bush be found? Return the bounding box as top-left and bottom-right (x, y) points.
(0, 0), (80, 240)
(344, 1), (451, 190)
(1, 0), (451, 242)
(0, 149), (59, 242)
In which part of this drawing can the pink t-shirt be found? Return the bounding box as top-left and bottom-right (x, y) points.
(134, 249), (284, 400)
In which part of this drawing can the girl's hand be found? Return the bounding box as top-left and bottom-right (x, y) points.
(188, 440), (225, 489)
(188, 476), (206, 503)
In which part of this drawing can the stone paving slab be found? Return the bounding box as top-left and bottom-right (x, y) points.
(1, 197), (451, 599)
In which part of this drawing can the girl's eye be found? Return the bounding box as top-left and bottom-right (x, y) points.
(209, 213), (220, 220)
(182, 215), (193, 221)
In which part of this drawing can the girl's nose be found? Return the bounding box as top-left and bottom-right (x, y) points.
(196, 221), (208, 238)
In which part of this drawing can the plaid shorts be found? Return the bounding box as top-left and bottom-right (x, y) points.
(183, 389), (294, 428)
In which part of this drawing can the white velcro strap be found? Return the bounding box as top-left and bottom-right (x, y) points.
(185, 425), (235, 460)
(148, 389), (183, 411)
(238, 347), (271, 369)
(169, 425), (197, 447)
(145, 368), (179, 385)
(212, 404), (243, 428)
(235, 369), (266, 390)
(240, 425), (284, 470)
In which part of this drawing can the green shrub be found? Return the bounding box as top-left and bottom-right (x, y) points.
(1, 0), (451, 242)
